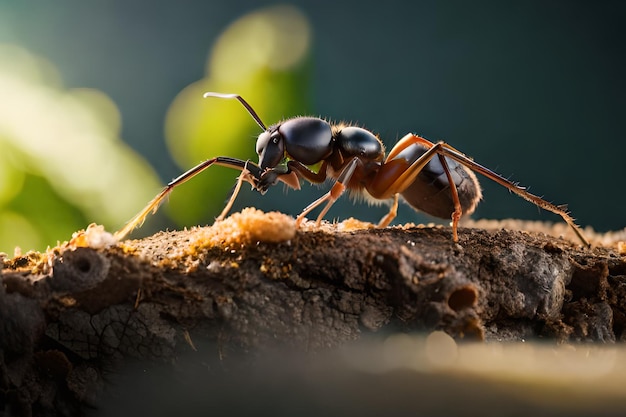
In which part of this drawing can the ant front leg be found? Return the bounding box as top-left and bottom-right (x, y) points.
(216, 162), (256, 221)
(115, 157), (262, 240)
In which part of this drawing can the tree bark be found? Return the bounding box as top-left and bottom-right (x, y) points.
(1, 210), (624, 415)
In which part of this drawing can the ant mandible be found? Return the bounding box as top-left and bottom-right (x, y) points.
(115, 92), (589, 247)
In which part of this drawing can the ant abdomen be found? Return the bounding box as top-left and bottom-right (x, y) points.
(398, 144), (482, 219)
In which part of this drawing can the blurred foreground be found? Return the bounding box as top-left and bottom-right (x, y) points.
(96, 334), (626, 417)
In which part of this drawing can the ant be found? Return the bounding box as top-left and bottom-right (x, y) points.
(115, 92), (589, 247)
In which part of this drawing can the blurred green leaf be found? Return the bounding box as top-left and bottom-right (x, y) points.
(0, 44), (161, 253)
(164, 5), (313, 227)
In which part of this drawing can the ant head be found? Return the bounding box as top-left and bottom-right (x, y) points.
(256, 128), (285, 170)
(204, 92), (334, 173)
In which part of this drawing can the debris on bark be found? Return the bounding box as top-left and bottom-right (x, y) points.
(1, 208), (625, 416)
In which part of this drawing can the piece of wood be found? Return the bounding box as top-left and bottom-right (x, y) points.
(1, 210), (624, 415)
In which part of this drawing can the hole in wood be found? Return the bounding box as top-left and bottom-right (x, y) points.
(447, 285), (478, 312)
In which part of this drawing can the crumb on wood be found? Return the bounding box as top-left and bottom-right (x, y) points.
(140, 208), (299, 269)
(1, 223), (118, 274)
(188, 207), (296, 249)
(3, 209), (626, 274)
(68, 223), (118, 250)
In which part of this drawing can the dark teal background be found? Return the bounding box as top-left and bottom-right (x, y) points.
(2, 0), (623, 231)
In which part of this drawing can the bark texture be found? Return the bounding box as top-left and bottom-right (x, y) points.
(1, 211), (625, 416)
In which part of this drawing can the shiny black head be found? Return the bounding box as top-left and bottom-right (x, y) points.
(256, 129), (285, 170)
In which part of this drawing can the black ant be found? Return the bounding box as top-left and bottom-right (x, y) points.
(115, 92), (589, 246)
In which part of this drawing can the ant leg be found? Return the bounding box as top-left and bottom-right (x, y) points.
(115, 157), (261, 240)
(296, 157), (359, 226)
(216, 162), (253, 221)
(428, 140), (590, 247)
(372, 149), (463, 240)
(437, 154), (463, 241)
(368, 136), (462, 240)
(377, 194), (399, 228)
(368, 139), (445, 200)
(436, 145), (589, 246)
(374, 133), (588, 245)
(287, 160), (329, 184)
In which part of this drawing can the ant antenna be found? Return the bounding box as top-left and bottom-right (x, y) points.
(203, 92), (267, 131)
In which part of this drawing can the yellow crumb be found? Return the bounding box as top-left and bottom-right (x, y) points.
(187, 208), (296, 252)
(338, 217), (376, 232)
(68, 223), (118, 249)
(1, 223), (118, 275)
